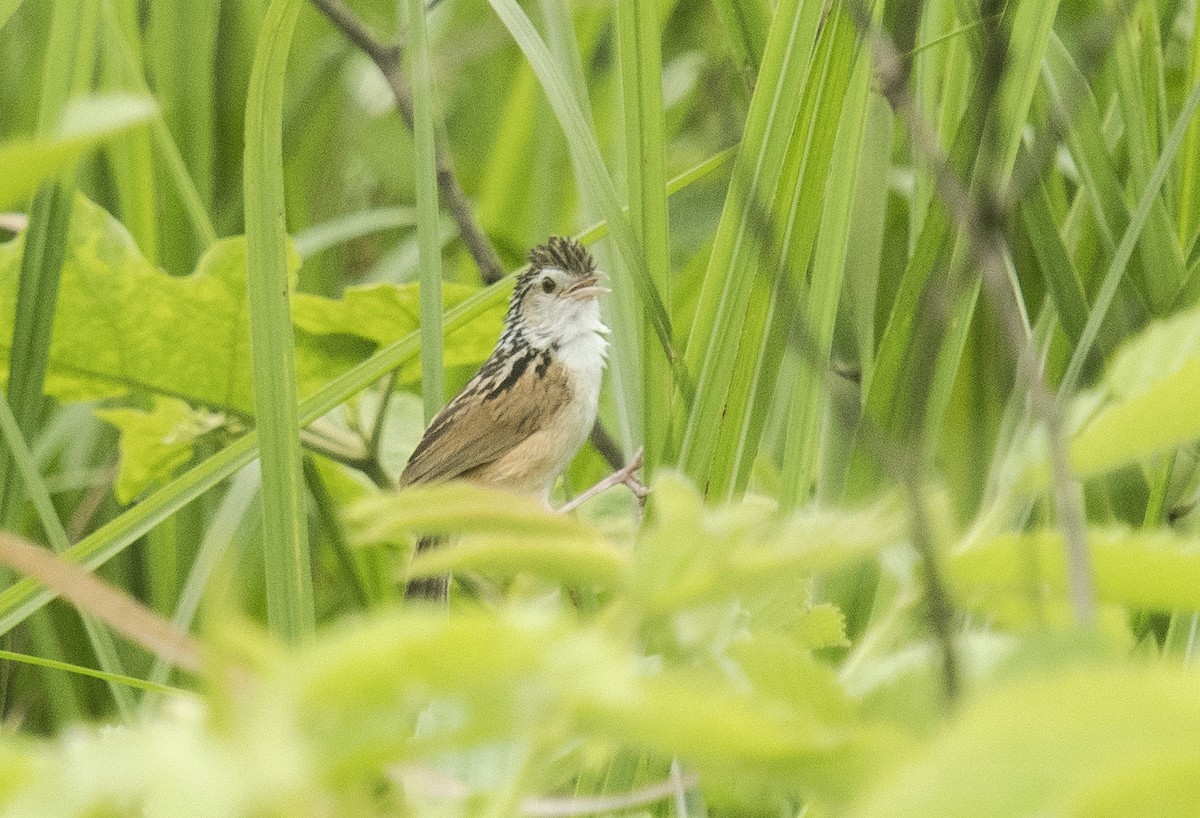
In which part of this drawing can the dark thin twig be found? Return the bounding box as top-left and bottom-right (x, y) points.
(308, 0), (507, 285)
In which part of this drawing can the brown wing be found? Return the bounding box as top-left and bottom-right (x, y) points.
(398, 362), (571, 486)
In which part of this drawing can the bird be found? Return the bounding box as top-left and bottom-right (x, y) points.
(398, 236), (610, 600)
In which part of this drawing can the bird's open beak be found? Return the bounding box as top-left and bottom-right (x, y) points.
(564, 272), (610, 301)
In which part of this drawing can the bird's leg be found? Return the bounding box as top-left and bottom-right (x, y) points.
(559, 448), (648, 514)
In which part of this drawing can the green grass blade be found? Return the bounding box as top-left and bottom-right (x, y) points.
(405, 0), (444, 422)
(617, 0), (670, 477)
(0, 0), (23, 30)
(1017, 178), (1089, 345)
(292, 207), (416, 259)
(0, 0), (99, 532)
(712, 7), (859, 500)
(0, 391), (136, 715)
(779, 12), (874, 506)
(844, 94), (893, 386)
(1061, 77), (1200, 396)
(1111, 14), (1185, 312)
(852, 0), (1058, 495)
(1178, 2), (1200, 249)
(676, 0), (824, 496)
(0, 648), (179, 695)
(99, 0), (218, 249)
(710, 0), (772, 79)
(244, 0), (312, 640)
(144, 463), (260, 698)
(146, 0), (219, 271)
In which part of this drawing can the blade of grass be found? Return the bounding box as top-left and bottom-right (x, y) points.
(292, 206), (416, 259)
(0, 531), (202, 674)
(617, 0), (670, 478)
(710, 0), (772, 80)
(146, 0), (219, 272)
(0, 0), (98, 540)
(99, 0), (218, 248)
(1017, 177), (1089, 345)
(713, 5), (859, 500)
(851, 0), (1059, 496)
(676, 0), (825, 496)
(1061, 77), (1200, 396)
(0, 648), (180, 695)
(0, 0), (24, 30)
(779, 11), (874, 506)
(1178, 2), (1200, 248)
(405, 0), (444, 422)
(143, 463), (260, 701)
(98, 0), (156, 262)
(844, 94), (892, 387)
(1111, 13), (1185, 312)
(0, 393), (136, 714)
(244, 0), (312, 640)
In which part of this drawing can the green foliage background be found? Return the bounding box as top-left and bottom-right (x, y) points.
(1, 0), (1200, 814)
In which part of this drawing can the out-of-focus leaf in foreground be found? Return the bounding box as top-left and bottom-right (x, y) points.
(0, 95), (156, 210)
(852, 665), (1200, 817)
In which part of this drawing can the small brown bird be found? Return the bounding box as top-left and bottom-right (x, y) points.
(400, 236), (609, 599)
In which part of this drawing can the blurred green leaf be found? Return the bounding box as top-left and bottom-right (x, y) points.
(0, 95), (155, 211)
(852, 665), (1200, 817)
(950, 527), (1200, 612)
(349, 482), (604, 545)
(1070, 306), (1200, 477)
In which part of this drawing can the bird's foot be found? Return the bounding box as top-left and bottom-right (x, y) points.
(560, 448), (648, 514)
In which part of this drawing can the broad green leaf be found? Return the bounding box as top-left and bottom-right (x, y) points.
(852, 665), (1200, 817)
(0, 195), (292, 409)
(291, 282), (503, 386)
(949, 528), (1200, 613)
(0, 95), (156, 211)
(0, 196), (498, 411)
(95, 397), (232, 503)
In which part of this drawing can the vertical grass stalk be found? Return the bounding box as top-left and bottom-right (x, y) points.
(617, 0), (669, 477)
(406, 0), (444, 422)
(244, 0), (313, 640)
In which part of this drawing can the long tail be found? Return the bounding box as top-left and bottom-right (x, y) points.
(404, 536), (448, 602)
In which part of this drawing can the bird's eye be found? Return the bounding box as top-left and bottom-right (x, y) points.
(541, 277), (556, 294)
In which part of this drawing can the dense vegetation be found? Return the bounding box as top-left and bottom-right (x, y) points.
(2, 0), (1200, 813)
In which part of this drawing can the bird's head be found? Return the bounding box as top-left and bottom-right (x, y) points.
(506, 236), (608, 347)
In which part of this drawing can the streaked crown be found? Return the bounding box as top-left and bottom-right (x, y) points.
(506, 236), (598, 326)
(527, 236), (596, 277)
